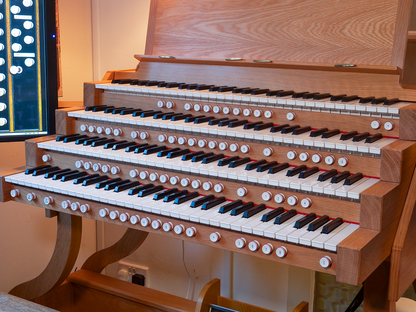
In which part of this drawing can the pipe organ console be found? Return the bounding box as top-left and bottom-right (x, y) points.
(2, 0), (416, 311)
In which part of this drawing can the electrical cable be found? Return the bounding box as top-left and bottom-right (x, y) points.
(344, 285), (364, 312)
(182, 240), (192, 299)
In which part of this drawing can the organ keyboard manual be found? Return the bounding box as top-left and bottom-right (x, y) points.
(2, 0), (416, 311)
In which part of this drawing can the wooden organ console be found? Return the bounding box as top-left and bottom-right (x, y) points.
(1, 0), (416, 310)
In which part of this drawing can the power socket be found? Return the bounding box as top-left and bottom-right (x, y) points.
(117, 260), (149, 287)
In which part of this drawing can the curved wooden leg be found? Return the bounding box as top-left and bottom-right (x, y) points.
(82, 228), (148, 273)
(9, 212), (82, 300)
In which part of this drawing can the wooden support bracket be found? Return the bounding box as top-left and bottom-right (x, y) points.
(9, 212), (82, 300)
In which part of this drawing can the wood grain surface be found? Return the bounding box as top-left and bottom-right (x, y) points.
(9, 212), (82, 300)
(195, 279), (220, 312)
(149, 0), (404, 66)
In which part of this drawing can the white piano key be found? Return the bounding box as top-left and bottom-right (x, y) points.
(263, 215), (303, 238)
(335, 178), (368, 197)
(324, 223), (359, 251)
(347, 178), (379, 199)
(299, 223), (330, 246)
(275, 218), (304, 241)
(311, 223), (348, 249)
(230, 211), (265, 231)
(290, 172), (321, 190)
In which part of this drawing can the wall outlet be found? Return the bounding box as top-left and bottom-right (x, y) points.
(117, 260), (149, 287)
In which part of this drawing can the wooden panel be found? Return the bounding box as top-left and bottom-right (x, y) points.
(402, 41), (416, 85)
(25, 136), (57, 167)
(195, 279), (220, 312)
(55, 108), (82, 135)
(68, 269), (196, 312)
(217, 297), (276, 312)
(400, 103), (416, 140)
(145, 0), (159, 55)
(0, 168), (23, 202)
(42, 150), (361, 223)
(150, 0), (404, 66)
(380, 140), (416, 183)
(135, 62), (416, 102)
(84, 81), (110, 108)
(7, 185), (339, 275)
(33, 282), (73, 312)
(391, 0), (414, 68)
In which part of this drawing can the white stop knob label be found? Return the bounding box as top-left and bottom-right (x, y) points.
(384, 121), (394, 131)
(312, 154), (322, 163)
(262, 191), (272, 201)
(163, 222), (173, 232)
(248, 240), (260, 252)
(237, 187), (247, 197)
(287, 195), (298, 206)
(371, 120), (381, 130)
(287, 150), (297, 160)
(320, 256), (332, 269)
(210, 232), (221, 243)
(301, 198), (312, 208)
(286, 112), (296, 121)
(338, 157), (348, 167)
(325, 155), (335, 165)
(219, 142), (228, 150)
(262, 243), (274, 255)
(263, 147), (273, 157)
(276, 246), (288, 258)
(99, 208), (109, 217)
(223, 106), (231, 114)
(235, 237), (247, 249)
(275, 193), (285, 204)
(243, 108), (252, 116)
(264, 110), (273, 119)
(194, 104), (202, 111)
(130, 215), (140, 225)
(233, 107), (241, 115)
(299, 152), (309, 162)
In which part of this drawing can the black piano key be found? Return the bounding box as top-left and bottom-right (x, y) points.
(201, 197), (226, 210)
(321, 217), (343, 234)
(384, 98), (399, 106)
(33, 166), (60, 176)
(83, 137), (107, 146)
(309, 128), (328, 137)
(243, 204), (266, 218)
(174, 192), (200, 204)
(359, 96), (374, 104)
(274, 209), (297, 224)
(64, 134), (88, 143)
(171, 114), (192, 121)
(138, 185), (164, 197)
(158, 148), (181, 157)
(92, 105), (115, 112)
(330, 171), (350, 183)
(330, 94), (347, 101)
(322, 129), (340, 138)
(292, 91), (309, 98)
(318, 169), (338, 182)
(209, 117), (229, 125)
(129, 183), (154, 195)
(261, 207), (285, 222)
(196, 85), (214, 91)
(104, 179), (131, 191)
(286, 165), (308, 177)
(218, 86), (237, 92)
(105, 140), (127, 149)
(241, 88), (259, 94)
(164, 190), (189, 202)
(342, 95), (359, 102)
(135, 144), (157, 154)
(231, 202), (255, 216)
(146, 81), (164, 86)
(105, 106), (126, 113)
(371, 97), (387, 105)
(118, 79), (132, 84)
(61, 171), (88, 182)
(218, 119), (238, 127)
(194, 116), (215, 124)
(113, 141), (137, 150)
(257, 161), (278, 172)
(76, 136), (99, 145)
(202, 154), (224, 164)
(53, 170), (79, 180)
(229, 120), (248, 128)
(154, 112), (174, 119)
(276, 90), (294, 97)
(111, 79), (121, 84)
(270, 124), (290, 133)
(186, 84), (198, 90)
(266, 90), (283, 96)
(74, 174), (99, 184)
(82, 175), (108, 186)
(137, 80), (150, 86)
(96, 178), (122, 189)
(112, 107), (131, 114)
(209, 85), (227, 92)
(313, 93), (331, 100)
(340, 131), (358, 141)
(193, 152), (214, 162)
(293, 126), (311, 135)
(244, 121), (263, 130)
(56, 133), (80, 142)
(219, 200), (243, 213)
(299, 167), (319, 178)
(254, 122), (274, 131)
(229, 157), (251, 168)
(217, 156), (239, 166)
(25, 165), (50, 175)
(140, 110), (162, 118)
(302, 92), (319, 99)
(268, 163), (290, 174)
(114, 181), (141, 192)
(166, 82), (184, 88)
(132, 109), (150, 117)
(294, 213), (317, 229)
(232, 87), (250, 93)
(344, 173), (364, 186)
(164, 113), (183, 120)
(182, 151), (204, 161)
(44, 168), (71, 179)
(365, 133), (383, 143)
(185, 115), (205, 123)
(84, 105), (103, 111)
(307, 215), (330, 231)
(144, 146), (167, 155)
(245, 159), (267, 170)
(153, 188), (179, 200)
(281, 125), (300, 134)
(126, 143), (146, 153)
(352, 132), (370, 142)
(129, 79), (139, 85)
(251, 89), (269, 95)
(191, 194), (215, 207)
(168, 149), (190, 158)
(92, 138), (116, 147)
